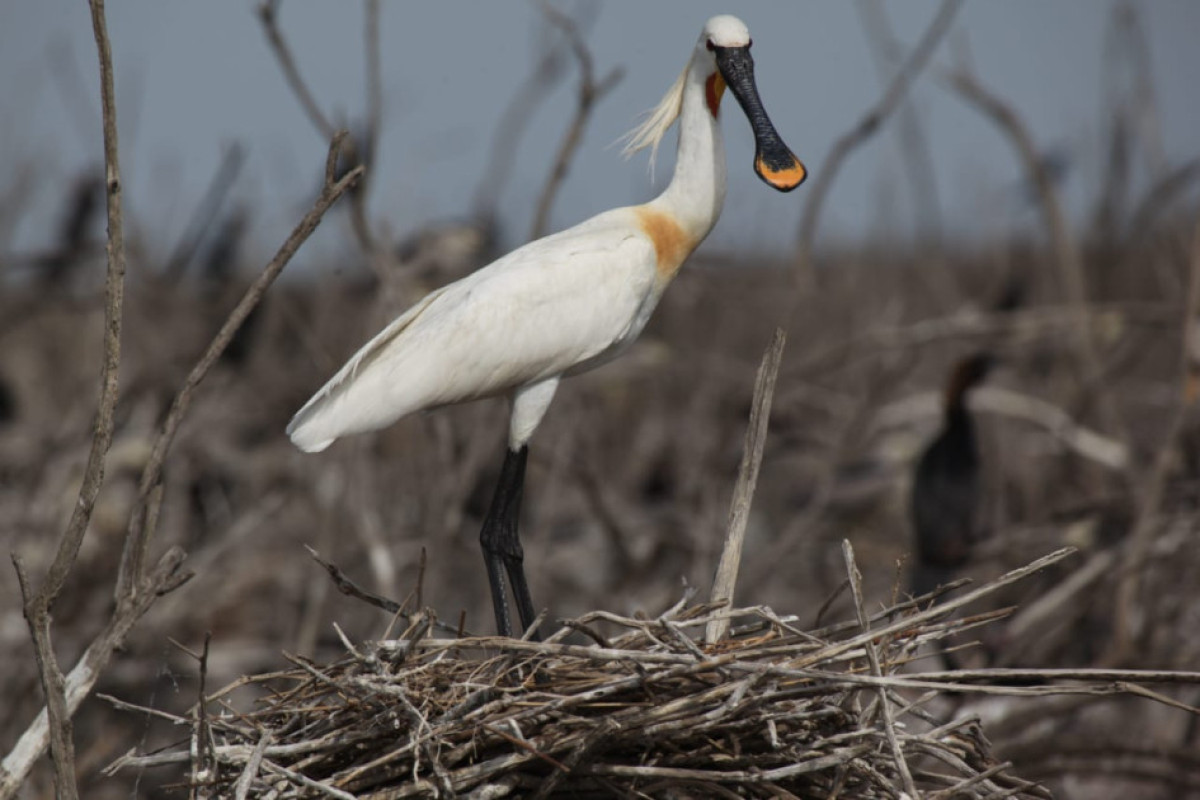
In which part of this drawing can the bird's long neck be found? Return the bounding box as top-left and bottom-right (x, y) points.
(649, 59), (727, 244)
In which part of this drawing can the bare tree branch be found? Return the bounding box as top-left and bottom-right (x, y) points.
(855, 0), (944, 242)
(0, 136), (361, 800)
(117, 136), (363, 602)
(529, 1), (623, 241)
(793, 0), (962, 291)
(257, 1), (378, 258)
(9, 1), (129, 795)
(256, 0), (335, 140)
(1, 548), (188, 800)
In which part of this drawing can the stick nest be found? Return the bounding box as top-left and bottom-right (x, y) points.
(128, 582), (1063, 800)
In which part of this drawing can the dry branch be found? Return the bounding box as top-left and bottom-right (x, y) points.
(843, 540), (917, 797)
(707, 327), (786, 643)
(257, 0), (378, 258)
(793, 0), (962, 291)
(528, 1), (623, 241)
(856, 0), (944, 243)
(873, 385), (1129, 471)
(0, 136), (361, 800)
(7, 2), (126, 797)
(117, 136), (363, 600)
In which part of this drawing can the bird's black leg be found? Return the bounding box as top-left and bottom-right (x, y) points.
(479, 445), (540, 639)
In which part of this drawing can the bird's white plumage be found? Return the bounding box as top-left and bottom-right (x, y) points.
(703, 15), (750, 47)
(287, 209), (661, 452)
(288, 14), (767, 455)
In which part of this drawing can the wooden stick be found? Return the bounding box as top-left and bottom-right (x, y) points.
(843, 540), (917, 797)
(707, 328), (786, 643)
(8, 2), (128, 796)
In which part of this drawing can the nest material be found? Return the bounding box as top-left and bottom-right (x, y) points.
(120, 584), (1062, 800)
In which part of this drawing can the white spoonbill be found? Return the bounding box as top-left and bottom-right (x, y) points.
(287, 14), (806, 638)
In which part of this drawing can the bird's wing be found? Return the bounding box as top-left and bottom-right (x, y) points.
(287, 214), (658, 452)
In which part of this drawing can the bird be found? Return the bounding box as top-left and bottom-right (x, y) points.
(909, 353), (995, 606)
(287, 15), (806, 638)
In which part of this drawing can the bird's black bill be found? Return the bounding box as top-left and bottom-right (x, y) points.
(714, 45), (807, 192)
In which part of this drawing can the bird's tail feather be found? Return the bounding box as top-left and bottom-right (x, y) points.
(286, 288), (446, 452)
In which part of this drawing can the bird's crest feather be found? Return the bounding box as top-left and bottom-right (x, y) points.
(619, 63), (687, 175)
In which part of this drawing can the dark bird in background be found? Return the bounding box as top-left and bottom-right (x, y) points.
(909, 353), (995, 605)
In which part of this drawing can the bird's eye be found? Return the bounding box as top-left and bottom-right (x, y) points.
(706, 39), (715, 51)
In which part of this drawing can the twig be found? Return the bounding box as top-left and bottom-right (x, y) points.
(996, 547), (1114, 665)
(233, 735), (271, 800)
(305, 545), (467, 638)
(813, 578), (850, 629)
(256, 0), (378, 257)
(261, 760), (356, 800)
(0, 548), (188, 800)
(256, 0), (335, 139)
(842, 540), (917, 797)
(706, 328), (786, 643)
(307, 544), (401, 615)
(189, 633), (213, 800)
(855, 0), (944, 243)
(530, 719), (618, 800)
(528, 0), (623, 241)
(793, 0), (962, 291)
(355, 0), (382, 258)
(0, 135), (358, 800)
(117, 136), (363, 602)
(873, 386), (1129, 471)
(7, 3), (127, 797)
(791, 548), (1076, 670)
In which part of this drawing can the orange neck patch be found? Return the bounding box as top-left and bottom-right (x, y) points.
(705, 72), (726, 118)
(635, 207), (695, 282)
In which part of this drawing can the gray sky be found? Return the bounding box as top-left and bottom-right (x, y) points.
(3, 1), (1199, 272)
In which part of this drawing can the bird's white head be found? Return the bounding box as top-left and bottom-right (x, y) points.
(700, 15), (751, 50)
(622, 15), (806, 192)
